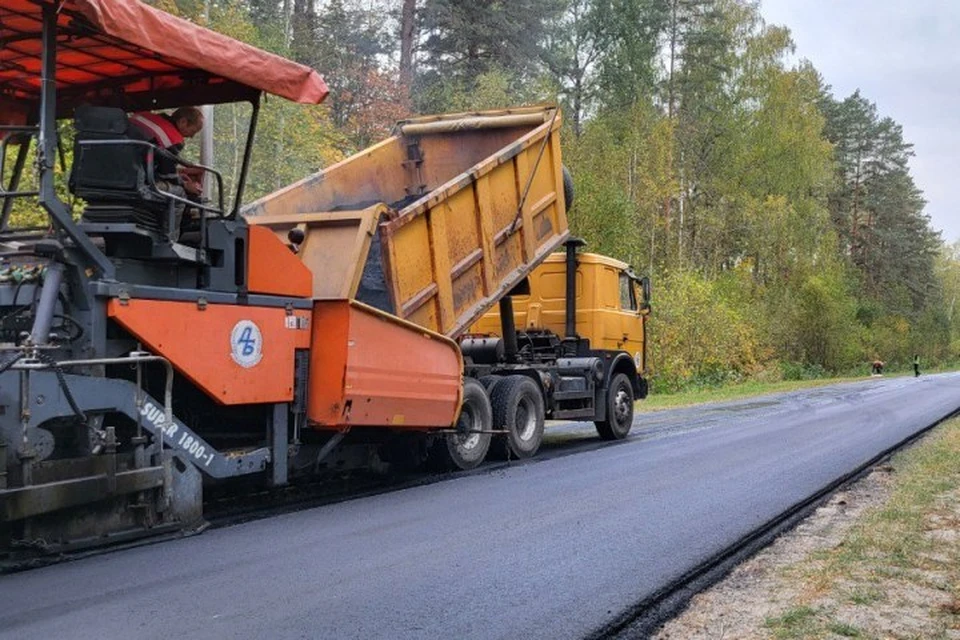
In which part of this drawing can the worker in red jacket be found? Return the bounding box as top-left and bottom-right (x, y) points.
(129, 107), (205, 240)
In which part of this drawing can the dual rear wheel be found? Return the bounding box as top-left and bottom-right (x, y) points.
(434, 375), (545, 470)
(435, 371), (634, 471)
(488, 375), (545, 460)
(432, 377), (492, 471)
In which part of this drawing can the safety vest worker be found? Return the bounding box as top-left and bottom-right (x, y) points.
(129, 107), (203, 182)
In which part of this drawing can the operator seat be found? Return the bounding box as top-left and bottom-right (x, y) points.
(68, 106), (209, 262)
(68, 105), (171, 234)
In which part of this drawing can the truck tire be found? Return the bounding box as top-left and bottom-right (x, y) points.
(490, 375), (545, 459)
(478, 375), (500, 392)
(562, 165), (575, 212)
(431, 377), (492, 471)
(595, 373), (634, 440)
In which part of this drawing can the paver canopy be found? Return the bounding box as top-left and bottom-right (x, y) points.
(0, 0), (329, 125)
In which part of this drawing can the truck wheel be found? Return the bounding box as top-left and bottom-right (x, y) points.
(490, 375), (545, 459)
(431, 377), (492, 471)
(562, 165), (575, 212)
(478, 375), (500, 392)
(595, 373), (634, 440)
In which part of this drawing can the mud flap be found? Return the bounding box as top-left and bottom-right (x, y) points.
(165, 451), (204, 529)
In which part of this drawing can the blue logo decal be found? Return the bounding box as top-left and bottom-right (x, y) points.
(230, 320), (263, 368)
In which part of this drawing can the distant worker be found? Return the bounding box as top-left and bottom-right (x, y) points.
(871, 357), (884, 376)
(128, 107), (205, 240)
(913, 354), (921, 377)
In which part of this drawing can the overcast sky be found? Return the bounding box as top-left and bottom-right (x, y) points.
(759, 0), (960, 244)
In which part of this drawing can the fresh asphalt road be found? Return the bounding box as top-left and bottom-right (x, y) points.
(2, 373), (959, 640)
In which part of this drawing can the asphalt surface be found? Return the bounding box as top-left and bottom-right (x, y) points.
(2, 373), (959, 640)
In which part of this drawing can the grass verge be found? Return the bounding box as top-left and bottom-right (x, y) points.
(763, 416), (960, 639)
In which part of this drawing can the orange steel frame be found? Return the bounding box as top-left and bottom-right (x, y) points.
(246, 225), (313, 298)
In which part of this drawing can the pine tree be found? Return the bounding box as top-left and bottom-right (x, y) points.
(541, 0), (614, 136)
(415, 0), (562, 111)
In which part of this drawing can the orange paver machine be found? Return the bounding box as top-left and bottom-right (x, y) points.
(0, 0), (649, 555)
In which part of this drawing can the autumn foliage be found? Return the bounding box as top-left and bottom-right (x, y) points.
(6, 0), (957, 393)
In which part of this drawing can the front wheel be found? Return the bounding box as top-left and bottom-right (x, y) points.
(595, 373), (634, 440)
(430, 377), (492, 471)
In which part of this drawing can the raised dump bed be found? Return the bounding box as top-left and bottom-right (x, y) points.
(242, 105), (570, 337)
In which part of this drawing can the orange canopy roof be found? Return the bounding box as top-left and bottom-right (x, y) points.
(0, 0), (329, 124)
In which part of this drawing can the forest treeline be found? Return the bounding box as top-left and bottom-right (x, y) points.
(43, 0), (960, 390)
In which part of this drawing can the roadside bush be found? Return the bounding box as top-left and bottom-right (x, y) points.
(779, 360), (827, 381)
(649, 270), (763, 393)
(769, 272), (861, 373)
(867, 314), (912, 368)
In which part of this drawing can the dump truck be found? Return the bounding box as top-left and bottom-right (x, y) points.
(0, 0), (649, 555)
(242, 106), (651, 465)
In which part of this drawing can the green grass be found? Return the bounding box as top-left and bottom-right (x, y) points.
(827, 621), (863, 637)
(845, 586), (885, 605)
(764, 605), (866, 638)
(764, 605), (821, 638)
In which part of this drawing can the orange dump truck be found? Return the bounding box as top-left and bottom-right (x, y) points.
(243, 106), (650, 470)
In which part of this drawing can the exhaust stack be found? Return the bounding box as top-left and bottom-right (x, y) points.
(564, 238), (586, 338)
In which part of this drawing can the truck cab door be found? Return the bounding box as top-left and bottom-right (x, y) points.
(596, 265), (647, 360)
(616, 271), (645, 359)
(632, 275), (650, 372)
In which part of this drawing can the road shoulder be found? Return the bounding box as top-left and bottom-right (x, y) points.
(654, 416), (960, 639)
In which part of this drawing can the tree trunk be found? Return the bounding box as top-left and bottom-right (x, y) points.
(400, 0), (416, 90)
(573, 76), (583, 137)
(282, 0), (292, 48)
(662, 0), (679, 264)
(667, 0), (678, 120)
(851, 139), (864, 264)
(677, 150), (684, 269)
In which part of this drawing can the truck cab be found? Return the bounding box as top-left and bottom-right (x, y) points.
(472, 252), (651, 374)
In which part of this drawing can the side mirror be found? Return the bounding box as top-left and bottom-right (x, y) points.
(638, 276), (651, 312)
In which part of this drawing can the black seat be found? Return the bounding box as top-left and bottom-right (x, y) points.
(69, 105), (170, 232)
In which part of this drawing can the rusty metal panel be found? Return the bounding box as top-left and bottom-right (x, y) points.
(382, 108), (569, 337)
(242, 138), (410, 217)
